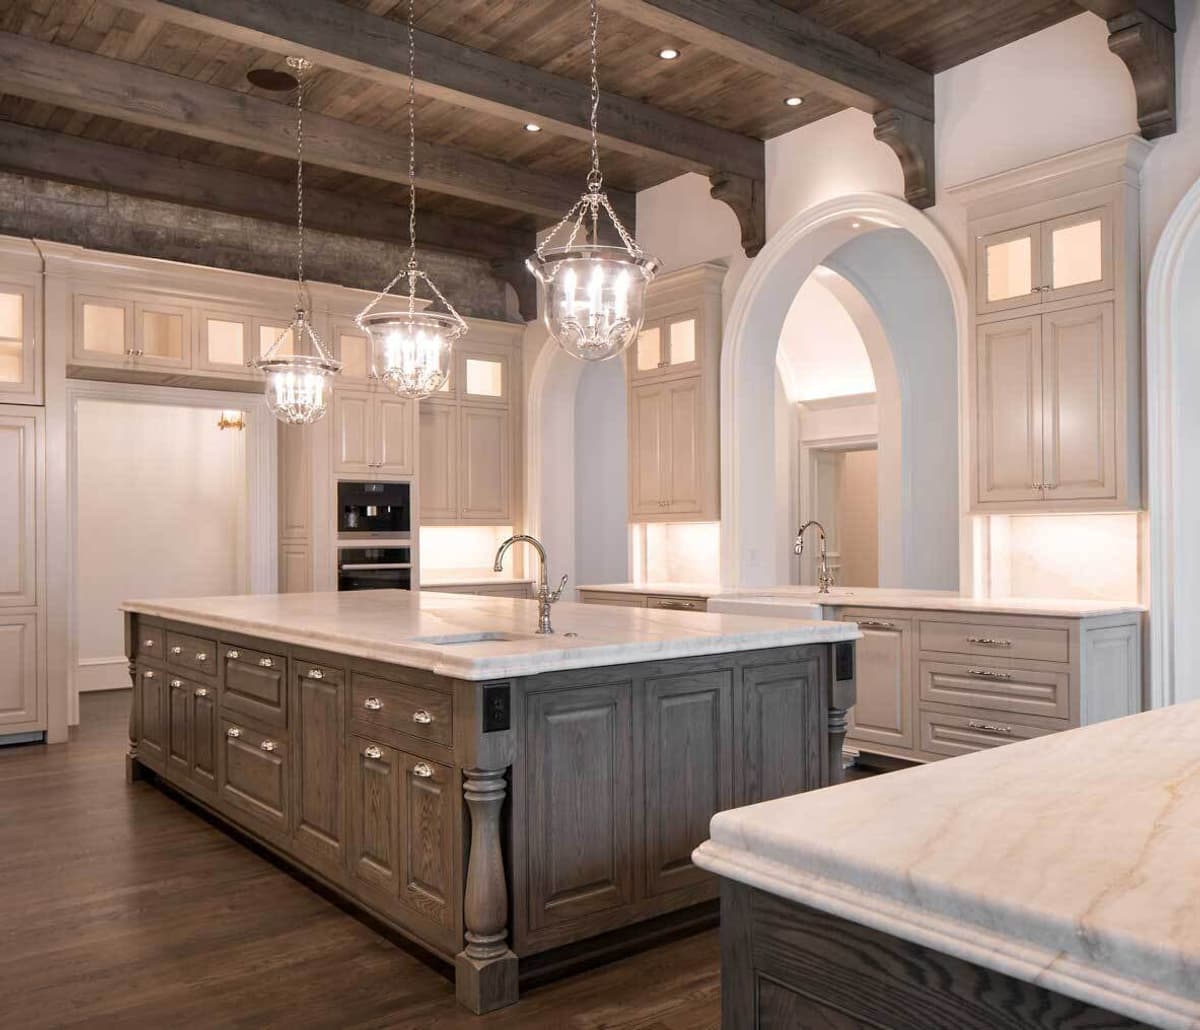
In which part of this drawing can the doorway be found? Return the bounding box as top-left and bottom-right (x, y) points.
(805, 444), (879, 588)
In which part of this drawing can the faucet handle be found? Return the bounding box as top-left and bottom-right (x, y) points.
(794, 537), (804, 557)
(549, 573), (569, 602)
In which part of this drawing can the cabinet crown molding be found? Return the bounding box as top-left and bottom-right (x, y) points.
(645, 260), (727, 307)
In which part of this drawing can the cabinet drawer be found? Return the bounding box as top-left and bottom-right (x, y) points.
(166, 631), (218, 677)
(919, 619), (1069, 663)
(220, 718), (289, 835)
(920, 707), (1055, 758)
(646, 595), (707, 613)
(920, 659), (1070, 721)
(135, 624), (165, 661)
(351, 673), (452, 748)
(579, 591), (647, 608)
(221, 644), (288, 727)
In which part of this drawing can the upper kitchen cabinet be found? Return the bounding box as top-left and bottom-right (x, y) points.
(627, 262), (723, 523)
(74, 296), (192, 372)
(333, 388), (415, 480)
(956, 136), (1147, 514)
(0, 241), (41, 405)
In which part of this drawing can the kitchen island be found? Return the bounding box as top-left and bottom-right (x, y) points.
(694, 701), (1200, 1029)
(121, 590), (858, 1013)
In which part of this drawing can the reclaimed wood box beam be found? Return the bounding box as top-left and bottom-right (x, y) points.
(0, 30), (635, 228)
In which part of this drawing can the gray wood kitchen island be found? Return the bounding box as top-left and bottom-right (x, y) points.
(122, 589), (858, 1012)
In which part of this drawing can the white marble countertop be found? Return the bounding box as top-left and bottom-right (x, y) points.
(122, 590), (859, 681)
(420, 573), (534, 588)
(577, 582), (721, 599)
(694, 703), (1200, 1029)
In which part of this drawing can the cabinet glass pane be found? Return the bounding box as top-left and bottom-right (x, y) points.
(1051, 219), (1102, 290)
(985, 237), (1032, 303)
(339, 332), (369, 378)
(142, 311), (184, 360)
(0, 342), (19, 383)
(465, 358), (503, 397)
(0, 292), (20, 340)
(636, 327), (662, 371)
(260, 324), (294, 358)
(669, 319), (696, 365)
(206, 319), (245, 365)
(82, 303), (126, 355)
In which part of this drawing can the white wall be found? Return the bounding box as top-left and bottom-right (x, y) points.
(75, 400), (247, 691)
(574, 359), (630, 587)
(776, 274), (875, 402)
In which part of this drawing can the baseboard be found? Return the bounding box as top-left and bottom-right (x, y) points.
(77, 656), (130, 693)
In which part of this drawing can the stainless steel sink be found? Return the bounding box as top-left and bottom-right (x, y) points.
(410, 631), (527, 646)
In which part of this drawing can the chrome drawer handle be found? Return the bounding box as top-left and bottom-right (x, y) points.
(412, 709), (432, 724)
(412, 762), (433, 778)
(144, 670), (155, 680)
(226, 727), (241, 738)
(658, 601), (695, 610)
(170, 679), (182, 688)
(363, 697), (383, 711)
(194, 687), (209, 698)
(260, 740), (277, 752)
(226, 649), (240, 659)
(143, 638), (156, 648)
(968, 719), (1013, 735)
(966, 636), (1012, 648)
(171, 646), (182, 655)
(196, 652), (208, 662)
(966, 668), (1013, 681)
(363, 744), (383, 760)
(258, 657), (274, 668)
(307, 669), (324, 680)
(859, 619), (895, 629)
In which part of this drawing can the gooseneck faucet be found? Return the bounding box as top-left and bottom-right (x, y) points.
(794, 520), (834, 594)
(494, 534), (568, 635)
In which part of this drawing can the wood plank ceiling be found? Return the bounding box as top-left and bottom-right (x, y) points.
(0, 0), (1086, 265)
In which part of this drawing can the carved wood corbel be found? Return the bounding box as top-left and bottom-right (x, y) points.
(489, 254), (538, 323)
(1107, 7), (1177, 139)
(708, 171), (766, 258)
(873, 108), (935, 210)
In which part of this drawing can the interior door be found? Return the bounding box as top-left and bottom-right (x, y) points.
(975, 314), (1044, 505)
(333, 390), (372, 476)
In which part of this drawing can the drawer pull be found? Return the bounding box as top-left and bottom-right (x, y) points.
(194, 687), (209, 698)
(859, 619), (896, 629)
(966, 636), (1012, 648)
(412, 709), (433, 725)
(144, 670), (155, 680)
(658, 600), (696, 610)
(170, 679), (183, 688)
(196, 652), (208, 662)
(226, 727), (242, 739)
(363, 744), (383, 760)
(260, 740), (277, 753)
(143, 638), (156, 648)
(226, 649), (240, 659)
(171, 646), (182, 655)
(412, 762), (434, 778)
(363, 697), (383, 711)
(966, 668), (1014, 681)
(967, 719), (1013, 735)
(258, 657), (274, 668)
(306, 668), (325, 680)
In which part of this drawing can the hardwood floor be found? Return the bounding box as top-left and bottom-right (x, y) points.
(0, 691), (720, 1029)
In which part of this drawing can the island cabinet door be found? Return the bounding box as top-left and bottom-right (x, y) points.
(219, 719), (289, 839)
(292, 664), (346, 881)
(736, 656), (825, 807)
(643, 669), (733, 899)
(524, 681), (635, 936)
(137, 667), (167, 771)
(166, 675), (192, 782)
(348, 736), (401, 900)
(189, 682), (218, 795)
(395, 751), (456, 932)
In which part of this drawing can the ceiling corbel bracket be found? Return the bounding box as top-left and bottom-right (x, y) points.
(1106, 6), (1177, 139)
(490, 254), (538, 323)
(708, 172), (766, 258)
(873, 108), (936, 210)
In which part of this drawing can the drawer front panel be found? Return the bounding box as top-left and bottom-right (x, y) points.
(920, 660), (1070, 721)
(920, 708), (1054, 758)
(222, 645), (288, 727)
(136, 625), (165, 661)
(919, 620), (1069, 663)
(646, 595), (707, 613)
(166, 631), (218, 677)
(220, 718), (289, 834)
(351, 673), (452, 748)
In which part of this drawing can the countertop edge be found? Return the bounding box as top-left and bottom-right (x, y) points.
(691, 841), (1195, 1030)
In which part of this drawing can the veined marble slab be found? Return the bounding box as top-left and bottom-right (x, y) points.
(121, 590), (858, 681)
(694, 703), (1200, 1029)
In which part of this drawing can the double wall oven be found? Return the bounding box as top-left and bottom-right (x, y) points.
(336, 481), (412, 591)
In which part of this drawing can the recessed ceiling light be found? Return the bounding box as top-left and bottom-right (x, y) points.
(851, 220), (862, 229)
(658, 47), (680, 60)
(785, 96), (804, 107)
(524, 122), (542, 133)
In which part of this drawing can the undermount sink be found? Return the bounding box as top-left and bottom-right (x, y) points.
(411, 631), (527, 646)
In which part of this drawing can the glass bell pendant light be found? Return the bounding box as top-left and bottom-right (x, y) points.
(527, 0), (658, 362)
(252, 57), (341, 424)
(356, 0), (467, 398)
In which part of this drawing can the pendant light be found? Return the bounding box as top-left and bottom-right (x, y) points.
(356, 0), (467, 398)
(527, 0), (659, 362)
(252, 57), (341, 424)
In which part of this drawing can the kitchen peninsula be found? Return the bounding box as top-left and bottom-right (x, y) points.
(121, 590), (858, 1013)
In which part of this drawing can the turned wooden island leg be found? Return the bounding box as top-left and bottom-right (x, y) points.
(125, 656), (146, 783)
(826, 642), (858, 786)
(456, 766), (518, 1013)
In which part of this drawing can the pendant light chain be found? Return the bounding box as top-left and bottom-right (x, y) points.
(587, 0), (602, 193)
(406, 0), (418, 279)
(288, 55), (310, 311)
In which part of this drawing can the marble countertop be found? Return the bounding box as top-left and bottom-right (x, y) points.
(420, 573), (534, 587)
(122, 590), (859, 681)
(577, 582), (722, 599)
(693, 703), (1200, 1029)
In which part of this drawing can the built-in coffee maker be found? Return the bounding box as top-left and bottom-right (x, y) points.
(336, 481), (412, 591)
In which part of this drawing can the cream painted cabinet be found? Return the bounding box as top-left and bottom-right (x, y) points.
(459, 405), (510, 521)
(333, 389), (414, 479)
(418, 402), (457, 521)
(839, 610), (914, 752)
(630, 379), (706, 517)
(975, 315), (1043, 505)
(73, 295), (193, 371)
(0, 281), (39, 404)
(0, 614), (39, 730)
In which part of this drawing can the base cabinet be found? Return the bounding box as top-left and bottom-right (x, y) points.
(396, 752), (456, 932)
(293, 665), (345, 878)
(839, 611), (914, 752)
(137, 667), (167, 770)
(349, 735), (401, 899)
(219, 718), (289, 838)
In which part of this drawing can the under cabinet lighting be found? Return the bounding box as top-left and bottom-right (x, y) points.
(785, 96), (804, 107)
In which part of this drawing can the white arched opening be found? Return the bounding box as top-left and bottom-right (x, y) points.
(721, 193), (971, 588)
(1146, 175), (1200, 708)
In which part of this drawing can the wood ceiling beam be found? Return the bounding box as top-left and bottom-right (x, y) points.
(118, 0), (765, 182)
(0, 31), (636, 227)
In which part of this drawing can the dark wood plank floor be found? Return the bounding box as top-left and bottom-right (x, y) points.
(0, 691), (720, 1029)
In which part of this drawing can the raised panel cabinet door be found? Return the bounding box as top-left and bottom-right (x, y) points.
(278, 422), (311, 540)
(396, 752), (455, 931)
(458, 404), (510, 521)
(975, 222), (1042, 315)
(0, 614), (38, 730)
(975, 315), (1044, 506)
(293, 669), (346, 877)
(137, 667), (167, 769)
(376, 394), (415, 476)
(525, 681), (635, 931)
(190, 683), (218, 793)
(220, 719), (289, 836)
(629, 383), (667, 517)
(1041, 302), (1117, 502)
(737, 656), (824, 807)
(333, 390), (373, 476)
(643, 669), (733, 898)
(417, 401), (458, 520)
(0, 412), (38, 608)
(166, 675), (191, 780)
(666, 376), (704, 516)
(349, 736), (400, 898)
(279, 542), (312, 594)
(840, 612), (914, 751)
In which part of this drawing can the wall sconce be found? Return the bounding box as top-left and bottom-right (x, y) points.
(217, 410), (246, 431)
